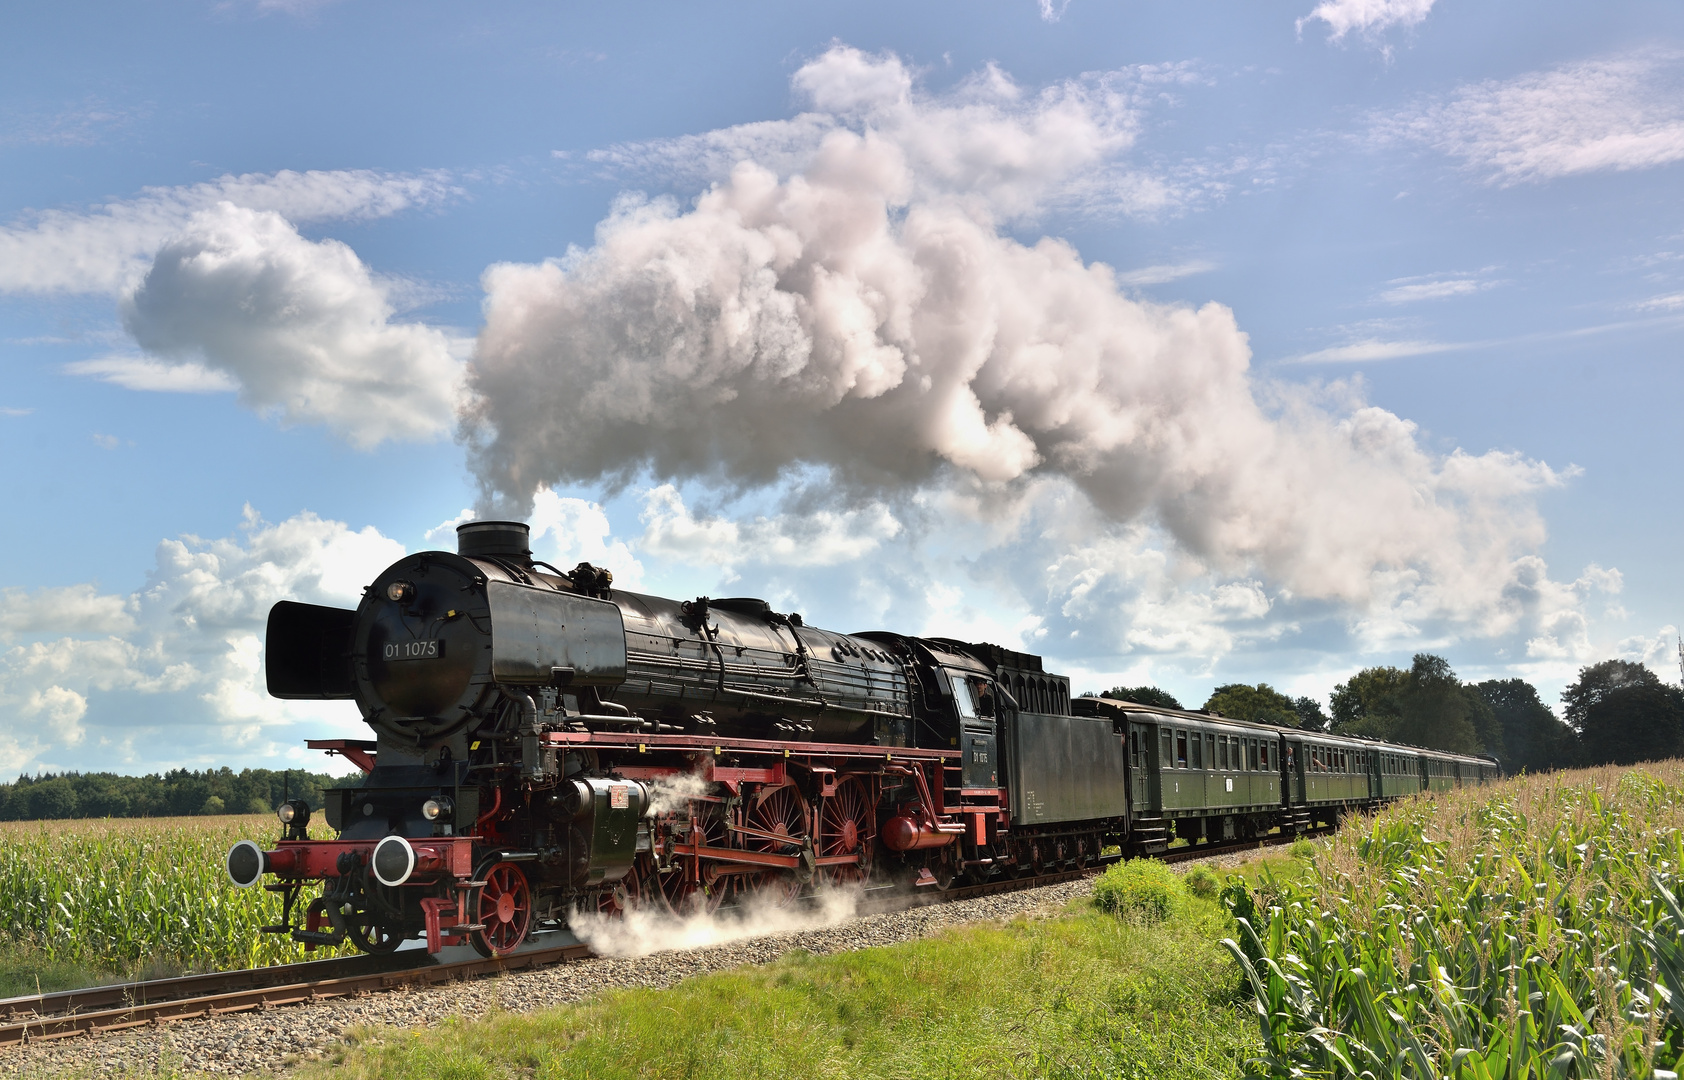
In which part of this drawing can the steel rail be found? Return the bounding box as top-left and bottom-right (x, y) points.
(0, 826), (1326, 1047)
(0, 942), (590, 1047)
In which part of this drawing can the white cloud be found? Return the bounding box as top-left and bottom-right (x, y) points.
(0, 584), (135, 641)
(1298, 0), (1436, 42)
(637, 486), (902, 571)
(1037, 0), (1072, 22)
(423, 508), (478, 549)
(1380, 50), (1684, 184)
(0, 168), (456, 295)
(1284, 338), (1461, 363)
(120, 203), (468, 447)
(1378, 273), (1499, 304)
(0, 507), (405, 774)
(529, 489), (646, 589)
(1116, 260), (1217, 286)
(65, 355), (238, 393)
(1634, 292), (1684, 312)
(582, 46), (1200, 221)
(22, 687), (89, 745)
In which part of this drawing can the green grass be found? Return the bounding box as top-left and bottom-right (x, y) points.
(300, 897), (1257, 1080)
(1225, 761), (1684, 1078)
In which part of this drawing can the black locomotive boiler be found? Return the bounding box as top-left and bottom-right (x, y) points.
(228, 519), (1498, 956)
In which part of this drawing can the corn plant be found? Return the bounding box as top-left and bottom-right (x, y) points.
(0, 814), (346, 973)
(1223, 764), (1684, 1079)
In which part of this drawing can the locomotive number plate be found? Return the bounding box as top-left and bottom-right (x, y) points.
(384, 639), (445, 662)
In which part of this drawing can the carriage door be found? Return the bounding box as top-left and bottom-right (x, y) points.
(1286, 740), (1304, 804)
(1129, 721), (1154, 813)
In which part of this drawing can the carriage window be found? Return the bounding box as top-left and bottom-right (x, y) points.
(1206, 734), (1216, 769)
(1189, 732), (1203, 770)
(1175, 730), (1188, 768)
(1260, 741), (1270, 770)
(1249, 739), (1260, 771)
(1216, 736), (1227, 770)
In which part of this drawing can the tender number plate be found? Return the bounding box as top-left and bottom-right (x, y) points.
(384, 639), (445, 662)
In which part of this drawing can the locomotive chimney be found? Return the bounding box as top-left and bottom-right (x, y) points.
(456, 520), (532, 562)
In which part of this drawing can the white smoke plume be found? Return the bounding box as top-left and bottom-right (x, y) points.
(641, 768), (711, 817)
(568, 881), (862, 958)
(463, 46), (1572, 628)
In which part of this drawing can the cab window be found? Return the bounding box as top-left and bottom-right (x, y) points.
(949, 674), (977, 720)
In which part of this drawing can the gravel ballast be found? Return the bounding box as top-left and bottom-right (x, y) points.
(6, 878), (1096, 1078)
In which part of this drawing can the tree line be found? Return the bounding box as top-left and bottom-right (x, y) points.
(0, 766), (355, 821)
(1097, 656), (1684, 774)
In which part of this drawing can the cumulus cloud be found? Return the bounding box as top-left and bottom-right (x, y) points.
(1380, 50), (1684, 184)
(529, 489), (647, 589)
(464, 46), (1579, 636)
(638, 485), (902, 571)
(0, 168), (456, 295)
(0, 507), (405, 773)
(118, 203), (467, 447)
(0, 584), (135, 641)
(1298, 0), (1436, 42)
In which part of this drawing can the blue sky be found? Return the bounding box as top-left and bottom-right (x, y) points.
(1, 0), (1681, 775)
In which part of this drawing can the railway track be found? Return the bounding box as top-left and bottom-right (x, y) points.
(0, 829), (1319, 1047)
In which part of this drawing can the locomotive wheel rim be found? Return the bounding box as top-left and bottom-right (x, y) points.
(349, 917), (403, 954)
(818, 777), (876, 888)
(475, 862), (532, 956)
(748, 783), (809, 854)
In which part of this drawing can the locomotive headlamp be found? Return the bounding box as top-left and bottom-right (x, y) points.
(385, 580), (415, 604)
(421, 796), (453, 822)
(276, 799), (311, 828)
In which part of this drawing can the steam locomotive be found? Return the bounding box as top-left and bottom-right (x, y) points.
(227, 520), (1498, 957)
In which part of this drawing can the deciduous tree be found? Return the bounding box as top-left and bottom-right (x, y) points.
(1203, 683), (1298, 726)
(1096, 685), (1184, 710)
(1476, 678), (1575, 772)
(1563, 660), (1684, 765)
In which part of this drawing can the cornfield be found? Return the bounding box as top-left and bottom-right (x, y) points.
(1224, 762), (1684, 1079)
(0, 814), (347, 972)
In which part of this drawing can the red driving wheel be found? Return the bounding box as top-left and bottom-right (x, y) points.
(817, 776), (876, 887)
(471, 861), (532, 957)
